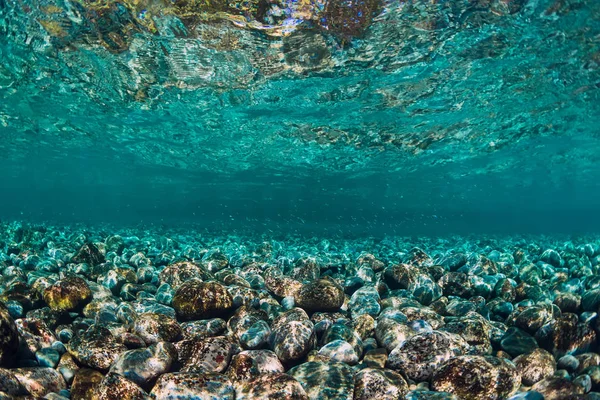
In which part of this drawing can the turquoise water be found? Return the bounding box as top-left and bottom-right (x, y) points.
(1, 0), (599, 235)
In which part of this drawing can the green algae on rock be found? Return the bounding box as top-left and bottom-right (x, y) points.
(43, 276), (92, 312)
(172, 280), (234, 320)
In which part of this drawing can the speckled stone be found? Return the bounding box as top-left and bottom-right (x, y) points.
(71, 368), (104, 400)
(535, 314), (597, 357)
(270, 308), (315, 363)
(318, 340), (359, 364)
(441, 313), (491, 355)
(172, 280), (233, 320)
(353, 368), (409, 400)
(288, 361), (354, 400)
(43, 276), (92, 312)
(264, 267), (303, 298)
(405, 390), (460, 400)
(72, 242), (105, 267)
(349, 286), (380, 317)
(175, 336), (235, 373)
(159, 261), (212, 289)
(383, 264), (419, 290)
(295, 279), (345, 312)
(12, 367), (66, 397)
(227, 306), (270, 350)
(150, 372), (235, 399)
(110, 342), (176, 388)
(322, 323), (363, 358)
(375, 318), (414, 352)
(181, 318), (227, 339)
(235, 373), (308, 400)
(430, 355), (521, 400)
(513, 349), (557, 386)
(236, 350), (284, 374)
(133, 312), (182, 345)
(0, 368), (26, 396)
(388, 331), (469, 381)
(0, 303), (19, 366)
(94, 372), (149, 400)
(67, 325), (127, 370)
(514, 305), (554, 334)
(399, 306), (445, 329)
(531, 377), (585, 400)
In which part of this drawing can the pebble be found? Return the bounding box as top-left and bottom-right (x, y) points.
(354, 368), (409, 400)
(388, 331), (469, 381)
(3, 225), (600, 400)
(430, 355), (521, 399)
(289, 361), (354, 400)
(12, 367), (67, 397)
(150, 372), (235, 399)
(110, 342), (176, 388)
(172, 280), (233, 320)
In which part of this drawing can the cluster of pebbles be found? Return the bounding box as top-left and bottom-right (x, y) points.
(1, 222), (600, 399)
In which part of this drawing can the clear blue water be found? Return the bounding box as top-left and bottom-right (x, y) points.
(1, 0), (599, 235)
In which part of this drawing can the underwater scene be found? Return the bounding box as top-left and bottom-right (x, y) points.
(1, 0), (600, 398)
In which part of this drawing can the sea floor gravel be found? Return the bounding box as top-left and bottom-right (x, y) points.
(1, 221), (600, 399)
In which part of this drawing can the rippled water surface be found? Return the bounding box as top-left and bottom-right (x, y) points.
(1, 0), (599, 234)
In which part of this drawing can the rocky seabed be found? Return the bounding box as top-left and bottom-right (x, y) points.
(1, 222), (600, 399)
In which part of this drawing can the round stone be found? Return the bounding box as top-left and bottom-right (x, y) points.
(387, 331), (469, 381)
(295, 279), (345, 312)
(353, 368), (409, 400)
(43, 276), (92, 312)
(151, 372), (235, 399)
(513, 349), (556, 386)
(430, 356), (521, 400)
(172, 280), (233, 320)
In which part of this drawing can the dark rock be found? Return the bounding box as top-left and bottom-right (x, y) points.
(181, 318), (227, 339)
(514, 304), (554, 334)
(159, 261), (212, 289)
(353, 368), (408, 400)
(322, 0), (381, 39)
(531, 376), (585, 400)
(535, 314), (597, 357)
(72, 243), (105, 266)
(67, 325), (127, 370)
(94, 372), (149, 400)
(172, 280), (233, 320)
(175, 336), (235, 373)
(439, 272), (473, 298)
(383, 264), (419, 290)
(388, 331), (469, 381)
(513, 348), (557, 386)
(295, 279), (344, 312)
(71, 368), (104, 400)
(430, 355), (521, 399)
(0, 368), (26, 396)
(540, 249), (562, 268)
(12, 367), (66, 397)
(501, 327), (539, 357)
(43, 276), (92, 312)
(133, 312), (181, 345)
(0, 303), (19, 366)
(264, 267), (303, 298)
